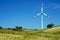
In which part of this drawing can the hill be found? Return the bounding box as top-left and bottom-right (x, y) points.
(0, 26), (60, 40)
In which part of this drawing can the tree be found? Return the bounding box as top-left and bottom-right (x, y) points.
(8, 28), (11, 30)
(47, 23), (54, 28)
(0, 26), (2, 29)
(15, 26), (22, 31)
(19, 27), (22, 30)
(12, 28), (16, 31)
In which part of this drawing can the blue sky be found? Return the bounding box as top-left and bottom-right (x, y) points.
(0, 0), (60, 29)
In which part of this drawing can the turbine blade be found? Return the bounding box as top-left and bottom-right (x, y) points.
(36, 13), (41, 16)
(32, 13), (41, 18)
(32, 16), (36, 18)
(43, 13), (47, 16)
(43, 13), (50, 18)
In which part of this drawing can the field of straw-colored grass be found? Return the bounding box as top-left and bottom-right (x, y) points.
(0, 26), (60, 40)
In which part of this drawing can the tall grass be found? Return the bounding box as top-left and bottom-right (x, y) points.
(0, 26), (60, 40)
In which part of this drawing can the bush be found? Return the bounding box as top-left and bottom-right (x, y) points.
(47, 23), (54, 28)
(8, 28), (11, 30)
(15, 26), (22, 31)
(0, 26), (2, 29)
(12, 28), (16, 31)
(34, 29), (37, 30)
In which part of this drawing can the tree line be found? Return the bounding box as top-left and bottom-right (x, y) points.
(0, 26), (23, 31)
(0, 23), (54, 31)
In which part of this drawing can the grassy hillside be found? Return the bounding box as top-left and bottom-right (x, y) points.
(0, 26), (60, 40)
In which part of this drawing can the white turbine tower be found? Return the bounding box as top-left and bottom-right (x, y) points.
(33, 0), (50, 29)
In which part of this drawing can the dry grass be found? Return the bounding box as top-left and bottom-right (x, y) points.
(0, 26), (60, 40)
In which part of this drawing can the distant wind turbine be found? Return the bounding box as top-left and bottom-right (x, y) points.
(33, 0), (50, 29)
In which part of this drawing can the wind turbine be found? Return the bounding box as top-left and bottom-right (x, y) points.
(33, 0), (50, 29)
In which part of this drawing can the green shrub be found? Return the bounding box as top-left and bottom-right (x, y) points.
(47, 23), (54, 28)
(0, 26), (2, 29)
(15, 26), (23, 31)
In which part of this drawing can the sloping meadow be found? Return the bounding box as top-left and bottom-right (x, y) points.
(0, 26), (60, 40)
